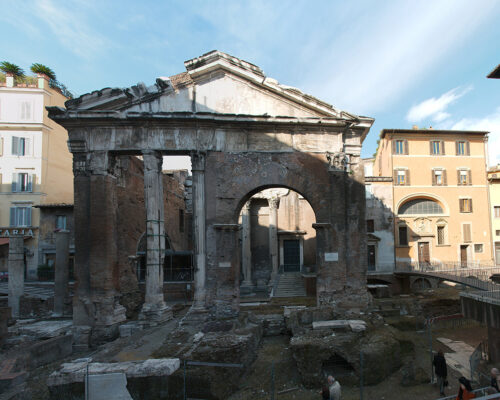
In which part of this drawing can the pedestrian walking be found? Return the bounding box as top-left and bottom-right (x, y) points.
(456, 376), (475, 400)
(433, 349), (448, 396)
(327, 375), (341, 400)
(490, 368), (499, 393)
(320, 385), (330, 400)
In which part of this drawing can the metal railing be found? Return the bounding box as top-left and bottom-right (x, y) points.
(395, 261), (500, 291)
(436, 387), (497, 400)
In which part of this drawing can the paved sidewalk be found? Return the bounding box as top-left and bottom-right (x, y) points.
(437, 337), (475, 379)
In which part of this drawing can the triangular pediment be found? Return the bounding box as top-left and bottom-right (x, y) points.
(64, 51), (364, 122)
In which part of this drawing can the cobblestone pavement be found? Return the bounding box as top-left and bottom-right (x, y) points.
(0, 282), (54, 299)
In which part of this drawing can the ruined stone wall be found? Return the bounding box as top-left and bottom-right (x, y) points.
(114, 157), (193, 316)
(116, 156), (146, 317)
(203, 150), (368, 316)
(162, 170), (191, 251)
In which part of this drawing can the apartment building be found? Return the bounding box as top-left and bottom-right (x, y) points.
(488, 166), (500, 264)
(0, 73), (73, 279)
(373, 128), (493, 266)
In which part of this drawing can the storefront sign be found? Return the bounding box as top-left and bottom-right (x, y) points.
(0, 228), (35, 237)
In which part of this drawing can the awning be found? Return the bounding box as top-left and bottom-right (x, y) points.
(0, 237), (31, 246)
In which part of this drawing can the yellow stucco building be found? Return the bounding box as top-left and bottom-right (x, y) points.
(0, 73), (73, 279)
(488, 166), (500, 264)
(374, 128), (493, 266)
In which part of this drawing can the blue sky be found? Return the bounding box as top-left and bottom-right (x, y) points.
(2, 0), (500, 165)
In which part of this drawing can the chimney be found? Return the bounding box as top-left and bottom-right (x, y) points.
(37, 73), (50, 89)
(6, 72), (14, 87)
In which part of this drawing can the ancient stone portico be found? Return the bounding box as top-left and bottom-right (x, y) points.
(48, 51), (374, 343)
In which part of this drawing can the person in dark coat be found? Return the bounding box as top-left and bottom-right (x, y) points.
(433, 349), (448, 396)
(456, 376), (475, 400)
(320, 386), (330, 400)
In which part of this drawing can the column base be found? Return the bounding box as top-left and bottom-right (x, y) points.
(72, 325), (91, 351)
(139, 302), (172, 327)
(240, 282), (254, 296)
(180, 306), (210, 326)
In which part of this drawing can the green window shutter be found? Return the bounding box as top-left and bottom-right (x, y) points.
(12, 136), (19, 155)
(10, 207), (16, 226)
(11, 173), (17, 192)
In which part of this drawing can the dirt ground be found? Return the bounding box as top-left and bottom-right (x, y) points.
(2, 286), (493, 400)
(228, 287), (490, 400)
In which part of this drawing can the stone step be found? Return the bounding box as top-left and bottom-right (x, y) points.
(274, 273), (307, 298)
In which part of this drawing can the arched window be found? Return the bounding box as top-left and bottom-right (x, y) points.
(399, 199), (443, 215)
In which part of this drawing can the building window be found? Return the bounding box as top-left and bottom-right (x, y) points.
(11, 136), (31, 156)
(494, 206), (500, 218)
(399, 199), (444, 215)
(474, 244), (483, 253)
(459, 198), (473, 213)
(431, 140), (445, 155)
(9, 206), (32, 227)
(432, 169), (447, 186)
(20, 101), (32, 120)
(462, 223), (472, 243)
(458, 169), (471, 185)
(365, 184), (373, 199)
(496, 230), (500, 236)
(456, 141), (470, 156)
(394, 169), (409, 186)
(11, 173), (33, 192)
(437, 226), (446, 245)
(398, 225), (408, 246)
(56, 215), (67, 230)
(366, 219), (374, 233)
(179, 209), (184, 233)
(394, 139), (408, 155)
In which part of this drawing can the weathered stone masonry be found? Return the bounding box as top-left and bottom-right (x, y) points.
(48, 51), (374, 343)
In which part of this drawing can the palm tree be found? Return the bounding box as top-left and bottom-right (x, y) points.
(0, 61), (25, 78)
(30, 63), (56, 81)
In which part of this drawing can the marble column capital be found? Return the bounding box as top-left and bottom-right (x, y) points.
(142, 150), (163, 172)
(191, 151), (206, 172)
(268, 197), (280, 210)
(87, 151), (117, 176)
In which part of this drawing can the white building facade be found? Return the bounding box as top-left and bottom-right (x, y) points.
(0, 74), (72, 279)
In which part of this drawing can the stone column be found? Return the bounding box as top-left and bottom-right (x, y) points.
(214, 224), (241, 318)
(191, 152), (207, 310)
(53, 229), (70, 317)
(8, 235), (24, 318)
(269, 197), (279, 279)
(241, 201), (252, 288)
(139, 151), (171, 324)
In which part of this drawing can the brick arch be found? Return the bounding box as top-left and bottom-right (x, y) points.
(205, 151), (332, 225)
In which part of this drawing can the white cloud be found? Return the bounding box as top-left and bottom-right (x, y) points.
(438, 107), (500, 166)
(406, 86), (472, 123)
(33, 0), (110, 59)
(299, 0), (498, 114)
